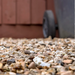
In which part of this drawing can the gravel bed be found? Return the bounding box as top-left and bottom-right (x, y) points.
(0, 37), (75, 75)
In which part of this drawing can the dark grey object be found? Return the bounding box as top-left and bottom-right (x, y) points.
(43, 0), (75, 38)
(43, 10), (55, 38)
(7, 59), (15, 65)
(54, 0), (74, 38)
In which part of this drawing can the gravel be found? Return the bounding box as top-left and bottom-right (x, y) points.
(0, 37), (75, 75)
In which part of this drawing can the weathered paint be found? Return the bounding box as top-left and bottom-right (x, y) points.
(0, 25), (59, 38)
(2, 0), (16, 24)
(31, 0), (46, 24)
(0, 0), (59, 38)
(17, 0), (30, 24)
(0, 0), (1, 24)
(2, 0), (57, 24)
(0, 25), (44, 38)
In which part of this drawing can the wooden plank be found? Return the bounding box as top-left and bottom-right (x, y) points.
(0, 25), (44, 38)
(31, 0), (46, 24)
(47, 0), (57, 23)
(0, 25), (59, 38)
(0, 0), (1, 24)
(17, 0), (30, 24)
(2, 0), (16, 24)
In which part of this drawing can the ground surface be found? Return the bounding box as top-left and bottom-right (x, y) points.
(0, 37), (75, 75)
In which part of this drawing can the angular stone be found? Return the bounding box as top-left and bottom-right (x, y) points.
(7, 59), (15, 65)
(69, 65), (75, 70)
(19, 61), (25, 70)
(5, 72), (16, 75)
(2, 64), (9, 72)
(13, 63), (23, 69)
(28, 62), (36, 69)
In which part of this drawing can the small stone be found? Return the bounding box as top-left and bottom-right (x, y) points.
(69, 65), (75, 70)
(16, 70), (24, 74)
(33, 57), (50, 68)
(16, 48), (20, 51)
(11, 68), (16, 72)
(7, 59), (15, 65)
(41, 72), (50, 75)
(43, 52), (49, 56)
(24, 71), (30, 75)
(24, 50), (31, 54)
(63, 59), (72, 64)
(0, 62), (3, 69)
(28, 62), (36, 69)
(52, 65), (64, 73)
(19, 61), (25, 70)
(58, 67), (66, 73)
(2, 64), (9, 72)
(49, 60), (54, 63)
(13, 63), (23, 70)
(48, 68), (56, 74)
(57, 60), (64, 66)
(63, 55), (69, 59)
(60, 71), (73, 75)
(1, 59), (7, 65)
(70, 53), (75, 57)
(65, 65), (70, 70)
(5, 72), (16, 75)
(29, 54), (34, 59)
(30, 51), (36, 54)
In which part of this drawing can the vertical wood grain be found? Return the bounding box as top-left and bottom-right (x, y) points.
(2, 0), (16, 24)
(31, 0), (46, 24)
(47, 0), (57, 23)
(17, 0), (30, 24)
(0, 25), (43, 38)
(0, 0), (1, 24)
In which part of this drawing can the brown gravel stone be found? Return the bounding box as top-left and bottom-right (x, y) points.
(24, 50), (31, 54)
(41, 71), (50, 75)
(24, 71), (30, 75)
(11, 68), (16, 72)
(28, 62), (36, 69)
(0, 62), (3, 69)
(16, 70), (24, 74)
(0, 37), (75, 74)
(5, 72), (16, 75)
(1, 59), (7, 65)
(13, 63), (23, 70)
(19, 61), (25, 70)
(63, 59), (72, 64)
(69, 65), (75, 70)
(60, 71), (73, 75)
(29, 54), (34, 59)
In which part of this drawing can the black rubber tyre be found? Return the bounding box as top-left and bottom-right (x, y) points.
(43, 10), (55, 38)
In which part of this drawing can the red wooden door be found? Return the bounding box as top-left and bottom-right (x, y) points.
(2, 0), (16, 24)
(31, 0), (46, 24)
(17, 0), (30, 24)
